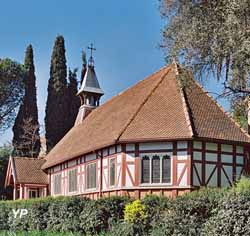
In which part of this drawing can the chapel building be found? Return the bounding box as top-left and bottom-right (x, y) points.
(5, 58), (250, 200)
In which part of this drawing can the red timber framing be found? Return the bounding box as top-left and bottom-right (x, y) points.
(48, 140), (250, 199)
(49, 141), (194, 199)
(191, 139), (248, 188)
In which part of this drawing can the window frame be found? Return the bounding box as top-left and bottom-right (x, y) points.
(109, 158), (116, 187)
(53, 173), (62, 195)
(68, 168), (78, 193)
(86, 162), (97, 190)
(140, 153), (172, 186)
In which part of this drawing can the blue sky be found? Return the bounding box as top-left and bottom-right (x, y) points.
(0, 0), (228, 145)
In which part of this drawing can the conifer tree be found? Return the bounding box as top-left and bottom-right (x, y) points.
(12, 45), (40, 157)
(67, 68), (80, 131)
(80, 51), (87, 84)
(45, 35), (68, 152)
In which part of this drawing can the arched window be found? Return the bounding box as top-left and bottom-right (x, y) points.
(162, 155), (171, 183)
(141, 156), (150, 183)
(152, 155), (160, 183)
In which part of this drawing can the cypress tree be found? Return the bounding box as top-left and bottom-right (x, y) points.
(80, 51), (87, 84)
(45, 35), (68, 152)
(67, 68), (80, 131)
(12, 45), (40, 157)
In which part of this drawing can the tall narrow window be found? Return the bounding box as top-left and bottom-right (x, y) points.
(141, 156), (150, 183)
(109, 159), (115, 187)
(87, 163), (96, 189)
(68, 169), (77, 193)
(162, 155), (171, 183)
(152, 155), (160, 183)
(53, 173), (62, 195)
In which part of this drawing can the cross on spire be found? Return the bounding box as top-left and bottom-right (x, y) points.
(88, 43), (96, 67)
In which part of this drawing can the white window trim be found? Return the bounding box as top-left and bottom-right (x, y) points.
(139, 153), (173, 186)
(68, 168), (78, 194)
(86, 162), (97, 190)
(53, 173), (62, 196)
(109, 158), (116, 188)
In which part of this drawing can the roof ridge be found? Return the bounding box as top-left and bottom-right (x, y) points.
(117, 66), (172, 141)
(85, 66), (170, 120)
(175, 65), (194, 137)
(191, 75), (250, 140)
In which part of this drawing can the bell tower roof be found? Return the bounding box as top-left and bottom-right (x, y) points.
(77, 65), (104, 95)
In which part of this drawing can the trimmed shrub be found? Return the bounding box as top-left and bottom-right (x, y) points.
(233, 176), (250, 194)
(202, 192), (250, 235)
(124, 200), (147, 224)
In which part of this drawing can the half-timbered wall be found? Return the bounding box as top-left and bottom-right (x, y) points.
(49, 140), (248, 198)
(192, 140), (245, 187)
(49, 141), (192, 198)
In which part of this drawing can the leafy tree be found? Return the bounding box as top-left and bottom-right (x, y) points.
(160, 0), (250, 128)
(66, 68), (80, 131)
(0, 143), (12, 200)
(0, 59), (25, 132)
(45, 35), (68, 152)
(12, 45), (40, 157)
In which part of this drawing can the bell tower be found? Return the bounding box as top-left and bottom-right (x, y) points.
(75, 44), (104, 125)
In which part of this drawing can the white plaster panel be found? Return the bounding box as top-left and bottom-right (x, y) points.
(103, 158), (108, 166)
(68, 159), (77, 168)
(222, 165), (232, 187)
(177, 151), (188, 160)
(179, 168), (187, 186)
(193, 151), (202, 161)
(103, 148), (108, 156)
(126, 164), (135, 187)
(236, 156), (244, 165)
(206, 143), (218, 151)
(221, 144), (233, 153)
(126, 153), (135, 161)
(103, 169), (108, 190)
(177, 163), (187, 186)
(177, 141), (187, 149)
(237, 146), (244, 154)
(193, 163), (202, 186)
(110, 146), (116, 154)
(117, 154), (122, 164)
(117, 145), (122, 153)
(221, 154), (233, 163)
(236, 166), (243, 179)
(86, 153), (96, 162)
(206, 153), (217, 162)
(117, 165), (122, 187)
(139, 142), (172, 150)
(206, 164), (217, 187)
(54, 165), (61, 172)
(193, 141), (202, 149)
(126, 144), (135, 151)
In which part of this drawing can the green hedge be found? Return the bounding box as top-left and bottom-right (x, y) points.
(1, 179), (250, 236)
(0, 196), (130, 235)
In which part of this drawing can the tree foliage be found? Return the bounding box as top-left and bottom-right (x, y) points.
(45, 35), (68, 152)
(0, 143), (12, 200)
(160, 0), (250, 126)
(66, 68), (80, 132)
(80, 51), (87, 85)
(12, 45), (40, 157)
(0, 59), (25, 132)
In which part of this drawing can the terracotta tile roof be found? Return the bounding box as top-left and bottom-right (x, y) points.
(182, 69), (250, 143)
(42, 64), (250, 169)
(13, 157), (48, 184)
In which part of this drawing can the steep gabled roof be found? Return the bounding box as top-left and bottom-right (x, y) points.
(10, 157), (48, 184)
(42, 64), (250, 169)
